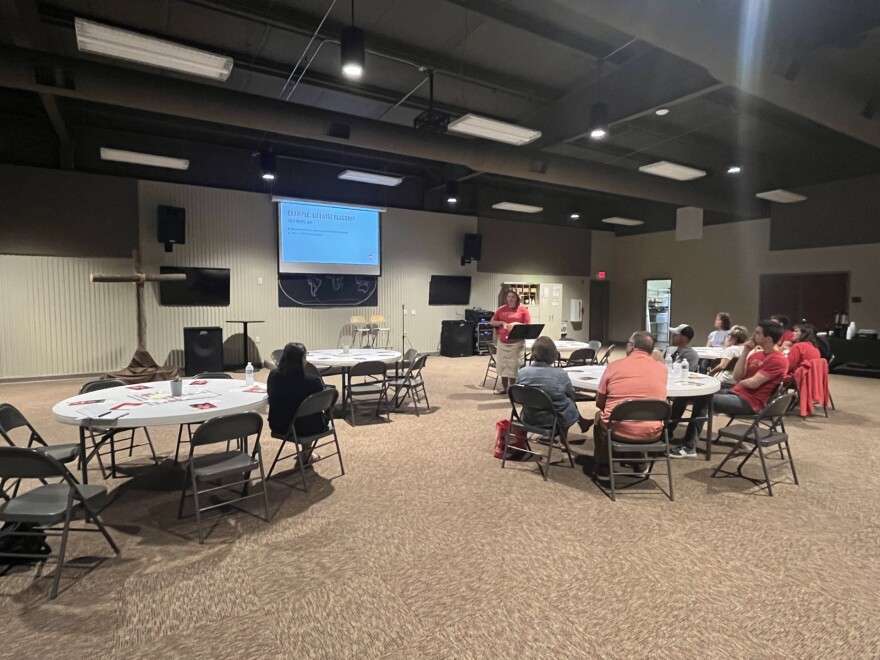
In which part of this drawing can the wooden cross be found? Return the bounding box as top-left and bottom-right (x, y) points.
(90, 250), (185, 352)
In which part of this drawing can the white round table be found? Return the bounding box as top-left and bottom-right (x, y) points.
(307, 348), (402, 368)
(694, 347), (726, 360)
(53, 378), (268, 483)
(525, 339), (591, 353)
(565, 365), (720, 460)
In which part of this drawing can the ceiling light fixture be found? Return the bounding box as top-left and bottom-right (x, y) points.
(755, 189), (807, 203)
(447, 114), (541, 146)
(260, 151), (277, 181)
(445, 181), (460, 205)
(589, 102), (608, 139)
(602, 216), (643, 226)
(639, 160), (707, 181)
(340, 1), (365, 80)
(492, 202), (543, 214)
(727, 165), (742, 175)
(655, 108), (670, 116)
(338, 170), (403, 186)
(100, 147), (189, 170)
(569, 211), (581, 220)
(75, 18), (233, 81)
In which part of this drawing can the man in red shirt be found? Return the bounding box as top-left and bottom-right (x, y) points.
(593, 331), (668, 479)
(671, 319), (788, 457)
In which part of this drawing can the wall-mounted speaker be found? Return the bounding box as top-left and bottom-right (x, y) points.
(158, 205), (186, 252)
(183, 326), (223, 375)
(462, 233), (482, 265)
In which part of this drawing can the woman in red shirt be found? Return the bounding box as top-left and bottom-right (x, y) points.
(787, 322), (821, 373)
(489, 290), (532, 394)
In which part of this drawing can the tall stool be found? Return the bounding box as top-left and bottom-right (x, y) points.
(350, 315), (370, 347)
(370, 315), (391, 348)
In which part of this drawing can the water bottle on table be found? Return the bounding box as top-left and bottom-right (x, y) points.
(245, 361), (254, 386)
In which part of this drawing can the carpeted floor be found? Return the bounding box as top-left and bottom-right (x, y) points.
(1, 356), (879, 659)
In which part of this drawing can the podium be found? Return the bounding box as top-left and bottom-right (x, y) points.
(506, 324), (545, 340)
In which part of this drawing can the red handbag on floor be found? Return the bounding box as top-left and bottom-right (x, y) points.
(493, 419), (531, 460)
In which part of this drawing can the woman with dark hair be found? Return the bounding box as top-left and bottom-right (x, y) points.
(787, 322), (821, 373)
(515, 337), (592, 439)
(267, 342), (327, 447)
(706, 312), (732, 347)
(490, 290), (532, 395)
(772, 314), (794, 348)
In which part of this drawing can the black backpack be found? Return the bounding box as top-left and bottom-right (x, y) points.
(0, 522), (51, 574)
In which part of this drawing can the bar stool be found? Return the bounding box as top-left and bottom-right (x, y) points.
(370, 315), (391, 348)
(350, 315), (370, 347)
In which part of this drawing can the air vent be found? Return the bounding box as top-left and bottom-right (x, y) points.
(34, 66), (75, 90)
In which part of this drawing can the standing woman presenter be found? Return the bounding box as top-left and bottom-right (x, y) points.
(490, 290), (532, 394)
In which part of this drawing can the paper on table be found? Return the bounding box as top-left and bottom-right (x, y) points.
(76, 403), (129, 420)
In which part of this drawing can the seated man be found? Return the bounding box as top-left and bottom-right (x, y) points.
(670, 319), (788, 458)
(593, 331), (668, 480)
(668, 324), (699, 371)
(515, 337), (592, 441)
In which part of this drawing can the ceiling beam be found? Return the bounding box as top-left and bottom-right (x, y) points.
(552, 0), (880, 149)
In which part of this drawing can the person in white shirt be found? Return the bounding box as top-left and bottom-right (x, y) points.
(706, 312), (731, 347)
(708, 325), (748, 388)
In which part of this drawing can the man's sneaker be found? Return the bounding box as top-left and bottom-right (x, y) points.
(669, 446), (697, 459)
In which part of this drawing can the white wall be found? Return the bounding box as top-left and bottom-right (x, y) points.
(607, 218), (880, 343)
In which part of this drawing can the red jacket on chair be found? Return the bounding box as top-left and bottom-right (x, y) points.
(793, 358), (831, 417)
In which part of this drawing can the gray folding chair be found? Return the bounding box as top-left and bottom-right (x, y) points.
(0, 446), (119, 599)
(267, 388), (344, 491)
(271, 349), (284, 366)
(597, 344), (616, 365)
(587, 340), (602, 354)
(0, 403), (80, 498)
(388, 354), (430, 415)
(601, 399), (674, 502)
(177, 412), (270, 543)
(504, 385), (574, 482)
(711, 393), (798, 496)
(345, 361), (391, 426)
(482, 343), (498, 389)
(396, 348), (419, 377)
(79, 379), (158, 479)
(174, 372), (234, 465)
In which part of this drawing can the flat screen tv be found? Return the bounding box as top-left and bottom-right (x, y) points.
(275, 198), (382, 276)
(159, 266), (230, 306)
(429, 275), (472, 305)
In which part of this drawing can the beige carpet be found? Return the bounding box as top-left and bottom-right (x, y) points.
(1, 357), (879, 659)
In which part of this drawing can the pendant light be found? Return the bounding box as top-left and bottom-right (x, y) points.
(341, 0), (365, 80)
(589, 60), (608, 140)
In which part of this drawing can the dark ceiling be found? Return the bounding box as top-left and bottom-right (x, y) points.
(1, 0), (880, 234)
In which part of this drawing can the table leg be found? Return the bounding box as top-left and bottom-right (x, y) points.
(241, 321), (249, 369)
(79, 425), (88, 485)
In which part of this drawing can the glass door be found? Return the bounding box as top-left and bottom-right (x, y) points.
(646, 279), (672, 350)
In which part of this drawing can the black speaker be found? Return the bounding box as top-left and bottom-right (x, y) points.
(184, 326), (224, 376)
(463, 233), (482, 261)
(158, 205), (186, 250)
(440, 320), (475, 357)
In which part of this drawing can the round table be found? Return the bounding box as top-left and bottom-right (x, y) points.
(53, 378), (268, 483)
(694, 346), (726, 360)
(564, 365), (721, 460)
(308, 349), (402, 417)
(525, 339), (591, 353)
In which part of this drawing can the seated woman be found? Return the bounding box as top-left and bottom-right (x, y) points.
(772, 314), (795, 350)
(706, 312), (731, 347)
(267, 343), (328, 463)
(707, 325), (748, 389)
(514, 336), (592, 440)
(787, 322), (822, 374)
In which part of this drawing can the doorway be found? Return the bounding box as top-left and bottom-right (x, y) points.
(646, 279), (672, 350)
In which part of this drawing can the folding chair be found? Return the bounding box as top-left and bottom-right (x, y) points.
(345, 361), (391, 426)
(0, 403), (80, 498)
(79, 379), (158, 479)
(177, 412), (271, 543)
(600, 399), (674, 502)
(563, 348), (596, 367)
(174, 372), (234, 465)
(482, 343), (498, 389)
(271, 349), (284, 366)
(504, 385), (575, 482)
(267, 388), (344, 491)
(388, 354), (430, 415)
(711, 393), (798, 496)
(587, 340), (602, 354)
(0, 446), (119, 599)
(397, 348), (419, 377)
(597, 344), (616, 365)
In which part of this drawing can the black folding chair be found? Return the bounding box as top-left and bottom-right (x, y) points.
(482, 344), (498, 389)
(563, 348), (596, 367)
(174, 372), (234, 464)
(600, 399), (674, 502)
(177, 412), (271, 543)
(711, 393), (798, 496)
(79, 379), (158, 479)
(504, 385), (574, 482)
(388, 354), (430, 415)
(0, 446), (119, 599)
(345, 361), (391, 426)
(267, 388), (344, 491)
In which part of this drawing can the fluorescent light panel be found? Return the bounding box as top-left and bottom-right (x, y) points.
(492, 202), (543, 214)
(447, 113), (541, 146)
(602, 216), (643, 226)
(338, 170), (403, 186)
(639, 160), (707, 181)
(100, 147), (189, 170)
(75, 18), (234, 81)
(755, 189), (807, 203)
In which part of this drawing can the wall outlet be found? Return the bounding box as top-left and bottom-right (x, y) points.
(404, 309), (408, 315)
(411, 308), (417, 315)
(255, 336), (260, 343)
(257, 277), (263, 285)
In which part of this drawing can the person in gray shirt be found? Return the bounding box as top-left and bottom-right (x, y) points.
(515, 337), (593, 439)
(668, 324), (699, 371)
